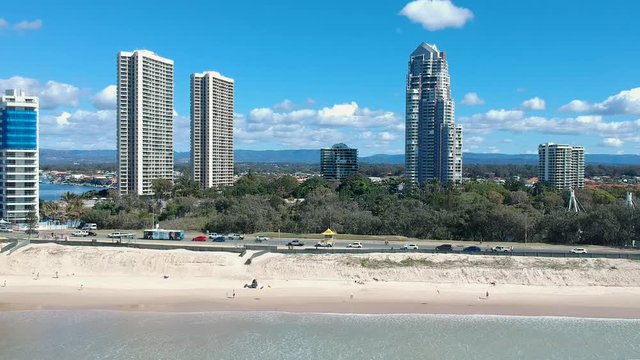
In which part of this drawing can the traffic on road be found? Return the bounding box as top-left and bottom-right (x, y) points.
(12, 228), (640, 257)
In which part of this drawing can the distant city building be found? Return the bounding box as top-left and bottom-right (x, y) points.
(538, 143), (585, 190)
(117, 50), (174, 195)
(320, 143), (358, 181)
(0, 89), (39, 222)
(405, 42), (463, 186)
(191, 71), (235, 189)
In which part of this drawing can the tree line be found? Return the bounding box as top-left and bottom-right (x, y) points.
(37, 172), (640, 247)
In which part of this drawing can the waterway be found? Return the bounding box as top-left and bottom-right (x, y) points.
(39, 183), (104, 201)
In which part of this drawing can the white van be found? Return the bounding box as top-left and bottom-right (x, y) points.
(82, 223), (98, 231)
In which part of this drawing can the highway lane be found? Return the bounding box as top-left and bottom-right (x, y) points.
(10, 230), (640, 256)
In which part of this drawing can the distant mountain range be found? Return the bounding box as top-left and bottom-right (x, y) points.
(39, 149), (640, 166)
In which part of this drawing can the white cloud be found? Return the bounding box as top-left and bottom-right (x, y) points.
(40, 110), (116, 150)
(487, 146), (500, 154)
(522, 97), (546, 110)
(0, 76), (80, 109)
(0, 18), (8, 28)
(601, 137), (624, 147)
(318, 102), (399, 128)
(460, 109), (640, 147)
(379, 131), (398, 142)
(273, 99), (294, 111)
(91, 85), (117, 110)
(460, 92), (484, 106)
(399, 0), (473, 31)
(237, 101), (403, 151)
(55, 112), (72, 127)
(464, 136), (484, 151)
(559, 99), (591, 113)
(14, 19), (42, 31)
(557, 88), (640, 115)
(593, 87), (640, 115)
(466, 136), (484, 145)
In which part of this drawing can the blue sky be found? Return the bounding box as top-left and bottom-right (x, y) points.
(1, 0), (639, 155)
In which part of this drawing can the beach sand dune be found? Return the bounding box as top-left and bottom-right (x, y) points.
(1, 244), (640, 318)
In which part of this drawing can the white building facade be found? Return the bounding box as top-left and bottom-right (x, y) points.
(0, 90), (39, 223)
(117, 50), (174, 195)
(405, 43), (463, 186)
(190, 71), (235, 189)
(538, 143), (585, 190)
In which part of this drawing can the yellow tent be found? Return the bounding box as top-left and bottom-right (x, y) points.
(321, 228), (336, 242)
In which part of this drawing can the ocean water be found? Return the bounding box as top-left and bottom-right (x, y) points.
(39, 183), (102, 201)
(0, 311), (638, 360)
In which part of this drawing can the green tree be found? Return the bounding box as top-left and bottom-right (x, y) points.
(152, 178), (174, 199)
(25, 210), (39, 238)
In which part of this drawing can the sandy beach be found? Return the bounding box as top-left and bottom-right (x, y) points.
(1, 244), (640, 318)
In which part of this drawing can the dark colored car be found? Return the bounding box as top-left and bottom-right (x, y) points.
(462, 246), (482, 252)
(287, 240), (304, 247)
(435, 244), (453, 251)
(211, 236), (226, 242)
(192, 235), (208, 242)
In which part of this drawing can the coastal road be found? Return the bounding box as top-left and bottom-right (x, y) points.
(16, 230), (640, 257)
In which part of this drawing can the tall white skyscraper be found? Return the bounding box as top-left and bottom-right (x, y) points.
(0, 89), (39, 223)
(405, 43), (463, 186)
(191, 71), (234, 189)
(117, 50), (174, 195)
(538, 143), (585, 190)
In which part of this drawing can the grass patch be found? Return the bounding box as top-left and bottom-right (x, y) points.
(345, 256), (438, 269)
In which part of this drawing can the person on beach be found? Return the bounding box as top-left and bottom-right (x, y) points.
(233, 290), (236, 298)
(55, 271), (59, 279)
(78, 284), (83, 291)
(486, 291), (489, 298)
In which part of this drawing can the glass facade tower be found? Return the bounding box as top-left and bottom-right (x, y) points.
(405, 43), (463, 186)
(0, 89), (39, 223)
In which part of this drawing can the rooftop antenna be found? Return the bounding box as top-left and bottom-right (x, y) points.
(567, 188), (583, 213)
(625, 192), (636, 209)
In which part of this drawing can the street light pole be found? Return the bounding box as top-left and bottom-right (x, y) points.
(524, 213), (528, 248)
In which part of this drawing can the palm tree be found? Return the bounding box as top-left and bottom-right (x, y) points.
(40, 201), (61, 223)
(64, 198), (85, 221)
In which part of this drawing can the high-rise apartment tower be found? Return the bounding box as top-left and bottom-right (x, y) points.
(117, 50), (174, 195)
(191, 71), (235, 189)
(538, 143), (585, 190)
(405, 43), (463, 186)
(320, 143), (358, 182)
(0, 89), (39, 222)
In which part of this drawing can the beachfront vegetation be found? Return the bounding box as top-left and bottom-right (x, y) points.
(44, 172), (640, 247)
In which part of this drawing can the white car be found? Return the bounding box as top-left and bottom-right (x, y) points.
(346, 242), (363, 248)
(0, 227), (13, 232)
(72, 230), (89, 237)
(315, 241), (333, 247)
(571, 248), (587, 254)
(491, 246), (512, 252)
(255, 235), (270, 242)
(402, 244), (418, 250)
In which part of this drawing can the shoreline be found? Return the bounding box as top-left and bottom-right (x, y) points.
(2, 280), (640, 319)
